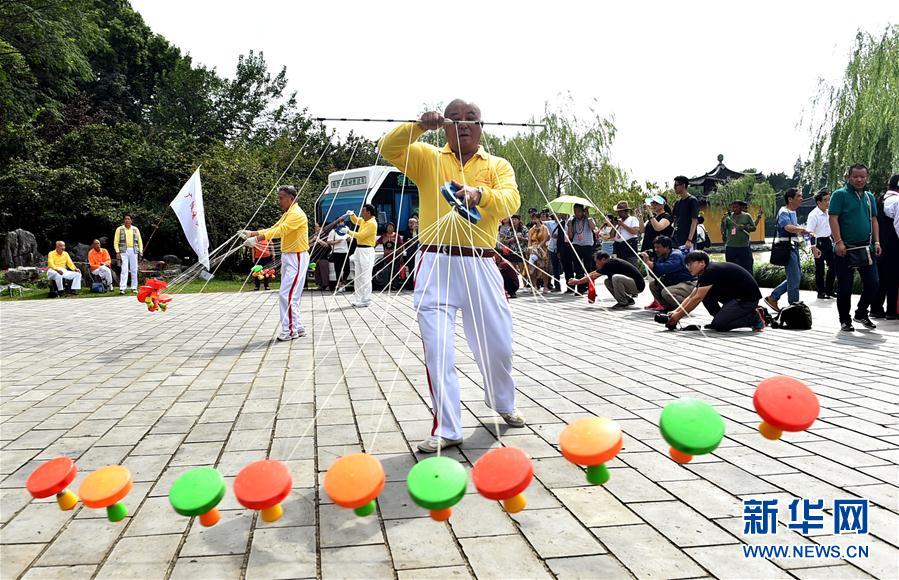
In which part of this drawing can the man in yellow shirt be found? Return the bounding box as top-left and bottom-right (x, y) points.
(244, 185), (310, 341)
(345, 203), (378, 307)
(47, 241), (82, 296)
(88, 239), (113, 289)
(378, 99), (525, 453)
(113, 213), (143, 294)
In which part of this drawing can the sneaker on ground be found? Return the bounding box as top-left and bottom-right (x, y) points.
(644, 300), (664, 311)
(416, 436), (463, 454)
(853, 315), (876, 329)
(610, 303), (629, 309)
(277, 332), (293, 341)
(292, 329), (306, 339)
(119, 289), (125, 295)
(840, 321), (855, 332)
(764, 296), (780, 311)
(499, 410), (526, 427)
(869, 310), (886, 319)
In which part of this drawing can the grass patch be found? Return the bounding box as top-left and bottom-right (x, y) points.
(0, 278), (282, 302)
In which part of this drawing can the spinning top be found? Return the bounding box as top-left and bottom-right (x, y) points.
(471, 447), (533, 513)
(26, 457), (78, 511)
(78, 465), (132, 522)
(441, 182), (482, 224)
(753, 376), (819, 440)
(659, 399), (724, 464)
(169, 467), (226, 527)
(407, 456), (467, 521)
(324, 453), (385, 517)
(234, 459), (291, 523)
(587, 278), (597, 303)
(559, 417), (623, 484)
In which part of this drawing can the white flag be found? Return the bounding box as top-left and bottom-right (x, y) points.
(170, 167), (210, 269)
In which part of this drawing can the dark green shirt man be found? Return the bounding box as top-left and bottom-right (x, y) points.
(722, 212), (757, 247)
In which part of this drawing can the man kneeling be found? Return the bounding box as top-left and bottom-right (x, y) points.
(666, 251), (765, 331)
(640, 236), (695, 311)
(568, 252), (645, 308)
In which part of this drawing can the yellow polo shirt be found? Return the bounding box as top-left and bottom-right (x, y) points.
(47, 251), (76, 271)
(379, 123), (520, 249)
(347, 215), (377, 246)
(260, 204), (309, 253)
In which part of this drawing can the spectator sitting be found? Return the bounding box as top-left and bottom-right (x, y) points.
(568, 251), (645, 309)
(665, 251), (765, 332)
(639, 236), (695, 312)
(494, 254), (520, 298)
(88, 239), (113, 290)
(47, 241), (82, 297)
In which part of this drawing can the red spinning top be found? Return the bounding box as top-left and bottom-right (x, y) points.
(753, 376), (819, 440)
(471, 447), (533, 513)
(26, 457), (78, 511)
(234, 459), (292, 523)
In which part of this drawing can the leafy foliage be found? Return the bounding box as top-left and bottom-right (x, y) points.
(708, 174), (777, 215)
(0, 0), (375, 262)
(805, 26), (899, 192)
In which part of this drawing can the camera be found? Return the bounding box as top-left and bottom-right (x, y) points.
(654, 312), (671, 325)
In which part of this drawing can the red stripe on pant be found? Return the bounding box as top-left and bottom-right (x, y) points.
(286, 260), (300, 333)
(414, 253), (439, 436)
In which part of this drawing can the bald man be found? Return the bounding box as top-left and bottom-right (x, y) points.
(47, 241), (82, 296)
(379, 99), (525, 453)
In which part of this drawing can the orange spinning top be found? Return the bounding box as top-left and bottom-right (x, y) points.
(324, 453), (385, 517)
(26, 457), (78, 511)
(471, 447), (533, 513)
(753, 376), (820, 440)
(78, 465), (132, 522)
(559, 417), (623, 484)
(234, 459), (292, 523)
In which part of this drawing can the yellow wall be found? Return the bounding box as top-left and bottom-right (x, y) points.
(702, 205), (766, 244)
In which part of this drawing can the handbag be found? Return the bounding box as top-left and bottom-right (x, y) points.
(845, 241), (873, 268)
(770, 240), (791, 266)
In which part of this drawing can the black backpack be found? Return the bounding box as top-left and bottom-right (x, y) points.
(774, 302), (812, 330)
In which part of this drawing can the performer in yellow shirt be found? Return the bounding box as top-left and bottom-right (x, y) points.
(47, 241), (82, 296)
(113, 213), (143, 294)
(345, 204), (378, 307)
(243, 185), (310, 341)
(378, 99), (525, 453)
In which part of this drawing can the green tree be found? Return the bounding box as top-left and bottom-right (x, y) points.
(805, 26), (899, 191)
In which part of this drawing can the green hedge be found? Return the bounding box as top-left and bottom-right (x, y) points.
(753, 257), (863, 294)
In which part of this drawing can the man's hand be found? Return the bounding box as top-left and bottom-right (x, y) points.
(684, 240), (693, 250)
(345, 210), (355, 218)
(450, 180), (481, 208)
(812, 246), (821, 259)
(567, 277), (578, 286)
(874, 242), (882, 257)
(317, 239), (328, 247)
(56, 268), (65, 275)
(238, 229), (251, 239)
(243, 236), (258, 248)
(419, 111), (445, 131)
(835, 241), (847, 257)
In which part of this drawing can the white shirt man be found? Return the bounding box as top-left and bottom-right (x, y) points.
(883, 185), (899, 238)
(806, 203), (832, 240)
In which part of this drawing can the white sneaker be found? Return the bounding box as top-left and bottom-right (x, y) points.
(276, 332), (292, 341)
(499, 410), (526, 427)
(119, 289), (125, 295)
(292, 329), (306, 339)
(417, 436), (463, 454)
(352, 302), (369, 308)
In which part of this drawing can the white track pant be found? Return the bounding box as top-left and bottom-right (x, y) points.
(119, 248), (138, 290)
(92, 266), (113, 287)
(279, 252), (309, 336)
(352, 247), (375, 305)
(48, 269), (82, 291)
(414, 251), (516, 440)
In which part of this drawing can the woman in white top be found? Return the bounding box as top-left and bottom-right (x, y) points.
(610, 201), (641, 267)
(323, 224), (349, 290)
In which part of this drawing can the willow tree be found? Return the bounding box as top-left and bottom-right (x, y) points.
(806, 26), (899, 191)
(484, 95), (624, 214)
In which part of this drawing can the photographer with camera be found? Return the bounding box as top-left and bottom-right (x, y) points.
(659, 251), (765, 332)
(569, 251), (644, 308)
(639, 236), (695, 312)
(610, 201), (641, 267)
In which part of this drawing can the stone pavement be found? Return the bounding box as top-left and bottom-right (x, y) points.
(1, 285), (897, 579)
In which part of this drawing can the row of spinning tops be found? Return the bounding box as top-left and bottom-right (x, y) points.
(25, 375), (819, 525)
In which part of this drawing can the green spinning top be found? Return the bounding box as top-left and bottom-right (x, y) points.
(407, 456), (467, 521)
(659, 399), (725, 464)
(169, 467), (226, 527)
